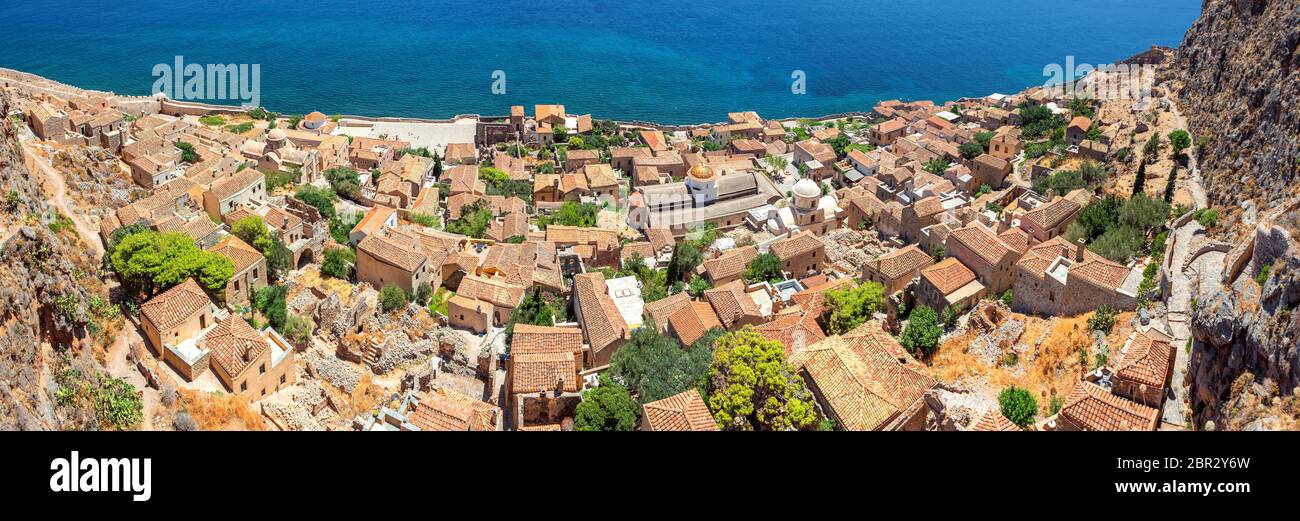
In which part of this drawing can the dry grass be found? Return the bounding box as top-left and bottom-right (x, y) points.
(931, 312), (1096, 416)
(177, 389), (265, 431)
(294, 267), (353, 301)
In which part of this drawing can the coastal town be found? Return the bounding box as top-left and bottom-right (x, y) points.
(0, 47), (1250, 432)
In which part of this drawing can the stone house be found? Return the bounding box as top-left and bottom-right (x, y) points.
(1066, 116), (1092, 147)
(641, 389), (718, 431)
(507, 322), (584, 431)
(916, 257), (986, 314)
(970, 153), (1011, 188)
(863, 244), (934, 296)
(945, 222), (1020, 295)
(789, 321), (937, 431)
(1057, 381), (1159, 431)
(202, 169), (266, 220)
(698, 244), (758, 286)
(1112, 330), (1176, 408)
(206, 235), (266, 307)
(572, 272), (631, 368)
(868, 117), (908, 147)
(355, 230), (436, 295)
(1011, 237), (1139, 316)
(139, 279), (215, 380)
(204, 314), (296, 401)
(769, 230), (826, 279)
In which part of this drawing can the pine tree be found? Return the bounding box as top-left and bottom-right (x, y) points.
(1132, 161), (1146, 197)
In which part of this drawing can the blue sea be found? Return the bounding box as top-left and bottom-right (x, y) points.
(0, 0), (1199, 124)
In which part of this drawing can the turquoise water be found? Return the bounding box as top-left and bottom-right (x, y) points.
(0, 0), (1199, 123)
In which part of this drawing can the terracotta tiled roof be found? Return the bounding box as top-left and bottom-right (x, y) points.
(140, 279), (210, 331)
(642, 389), (718, 431)
(973, 409), (1024, 431)
(702, 245), (758, 282)
(350, 205), (396, 237)
(645, 228), (675, 252)
(208, 169), (263, 202)
(511, 351), (579, 394)
(357, 233), (425, 272)
(456, 275), (525, 308)
(1022, 198), (1080, 230)
(511, 324), (583, 357)
(704, 280), (760, 328)
(204, 315), (267, 378)
(1115, 331), (1174, 388)
(1068, 116), (1092, 131)
(545, 225), (618, 249)
(754, 309), (826, 356)
(866, 244), (934, 281)
(668, 301), (722, 347)
(920, 258), (977, 296)
(573, 272), (629, 356)
(949, 223), (1015, 267)
(410, 388), (500, 431)
(789, 321), (936, 431)
(1017, 236), (1131, 290)
(769, 231), (824, 260)
(1060, 381), (1159, 431)
(643, 291), (691, 329)
(207, 235), (263, 274)
(911, 196), (944, 218)
(620, 242), (655, 263)
(997, 227), (1031, 254)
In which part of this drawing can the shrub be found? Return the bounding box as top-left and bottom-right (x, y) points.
(573, 376), (639, 431)
(321, 247), (354, 280)
(1193, 208), (1218, 228)
(743, 252), (784, 284)
(820, 281), (884, 335)
(1256, 263), (1272, 287)
(1088, 305), (1118, 334)
(1000, 289), (1013, 307)
(414, 282), (433, 306)
(173, 411), (198, 431)
(378, 284), (408, 312)
(283, 314), (314, 346)
(160, 385), (177, 407)
(998, 386), (1038, 428)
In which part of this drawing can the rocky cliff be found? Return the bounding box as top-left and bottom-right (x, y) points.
(0, 90), (109, 430)
(1172, 0), (1298, 216)
(1178, 0), (1300, 429)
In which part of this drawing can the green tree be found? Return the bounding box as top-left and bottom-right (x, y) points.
(294, 185), (337, 220)
(959, 141), (984, 159)
(820, 281), (885, 335)
(253, 285), (288, 331)
(923, 157), (951, 175)
(232, 215), (273, 252)
(174, 140), (199, 163)
(505, 288), (557, 346)
(324, 167), (362, 200)
(666, 241), (702, 285)
(413, 282), (433, 306)
(378, 283), (408, 312)
(1131, 161), (1147, 196)
(899, 305), (942, 358)
(573, 376), (640, 431)
(109, 230), (232, 298)
(973, 130), (996, 151)
(1168, 129), (1191, 157)
(707, 328), (817, 431)
(998, 386), (1038, 428)
(687, 275), (713, 297)
(320, 247), (354, 279)
(444, 201), (495, 238)
(743, 252), (784, 284)
(610, 322), (717, 403)
(538, 201), (599, 229)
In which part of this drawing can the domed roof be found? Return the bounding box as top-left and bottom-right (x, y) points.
(793, 178), (820, 199)
(266, 128), (286, 141)
(687, 163), (716, 180)
(304, 111), (327, 123)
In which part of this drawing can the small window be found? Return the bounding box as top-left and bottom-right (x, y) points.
(280, 374), (286, 384)
(240, 382), (247, 392)
(259, 364), (266, 374)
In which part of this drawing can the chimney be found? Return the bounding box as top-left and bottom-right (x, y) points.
(1075, 238), (1086, 262)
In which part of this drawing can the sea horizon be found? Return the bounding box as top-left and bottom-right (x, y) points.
(0, 0), (1200, 124)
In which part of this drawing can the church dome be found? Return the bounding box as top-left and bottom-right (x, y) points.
(267, 128), (287, 142)
(687, 163), (716, 181)
(793, 178), (820, 200)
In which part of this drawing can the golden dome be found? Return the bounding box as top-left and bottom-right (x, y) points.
(688, 163), (716, 180)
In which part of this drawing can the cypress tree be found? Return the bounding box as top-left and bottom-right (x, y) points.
(1162, 163), (1177, 203)
(1132, 161), (1146, 197)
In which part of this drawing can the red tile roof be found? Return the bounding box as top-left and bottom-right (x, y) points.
(1060, 381), (1159, 431)
(140, 279), (210, 331)
(642, 389), (718, 431)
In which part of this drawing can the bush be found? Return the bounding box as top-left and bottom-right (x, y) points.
(899, 305), (942, 358)
(414, 282), (433, 306)
(1088, 305), (1118, 334)
(820, 281), (884, 335)
(378, 284), (408, 312)
(294, 185), (337, 221)
(1256, 263), (1272, 287)
(321, 247), (354, 280)
(283, 314), (314, 346)
(1193, 208), (1218, 229)
(998, 386), (1038, 428)
(160, 385), (177, 407)
(573, 376), (639, 431)
(743, 252), (784, 284)
(1000, 289), (1013, 307)
(173, 411), (198, 431)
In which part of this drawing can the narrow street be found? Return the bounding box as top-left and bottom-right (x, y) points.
(22, 140), (105, 257)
